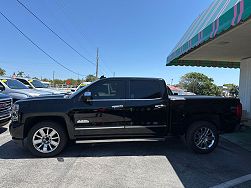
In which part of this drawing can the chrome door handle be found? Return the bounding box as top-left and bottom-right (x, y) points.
(112, 105), (124, 109)
(154, 104), (166, 108)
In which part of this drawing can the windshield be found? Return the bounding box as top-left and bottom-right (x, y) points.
(69, 81), (96, 98)
(43, 83), (49, 88)
(69, 85), (88, 98)
(30, 80), (46, 88)
(2, 79), (28, 89)
(76, 84), (88, 91)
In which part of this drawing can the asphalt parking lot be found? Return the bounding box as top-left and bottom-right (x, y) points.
(1, 124), (251, 188)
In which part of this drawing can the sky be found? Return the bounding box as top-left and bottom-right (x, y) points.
(0, 0), (240, 85)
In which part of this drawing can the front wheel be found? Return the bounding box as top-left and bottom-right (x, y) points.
(186, 121), (219, 154)
(27, 121), (68, 157)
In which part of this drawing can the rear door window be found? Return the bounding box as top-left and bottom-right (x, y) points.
(129, 80), (163, 99)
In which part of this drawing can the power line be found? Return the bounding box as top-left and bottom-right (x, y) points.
(16, 0), (96, 67)
(54, 1), (113, 75)
(0, 11), (85, 77)
(55, 0), (96, 59)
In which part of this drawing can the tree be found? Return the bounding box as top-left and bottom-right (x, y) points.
(0, 68), (5, 76)
(179, 72), (221, 96)
(65, 78), (81, 86)
(17, 71), (25, 77)
(223, 84), (239, 97)
(85, 74), (97, 82)
(42, 78), (50, 82)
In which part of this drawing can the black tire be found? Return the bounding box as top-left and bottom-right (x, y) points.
(186, 121), (219, 154)
(26, 121), (68, 157)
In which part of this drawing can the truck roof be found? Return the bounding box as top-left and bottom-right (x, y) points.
(169, 95), (239, 101)
(0, 76), (14, 80)
(103, 77), (164, 81)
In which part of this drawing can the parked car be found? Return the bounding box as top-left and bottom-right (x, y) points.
(10, 77), (242, 157)
(0, 93), (12, 127)
(71, 82), (92, 92)
(41, 81), (50, 88)
(16, 78), (67, 95)
(0, 77), (53, 102)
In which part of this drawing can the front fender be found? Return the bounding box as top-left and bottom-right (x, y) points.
(22, 113), (75, 139)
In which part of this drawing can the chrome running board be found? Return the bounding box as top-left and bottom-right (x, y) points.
(75, 138), (165, 144)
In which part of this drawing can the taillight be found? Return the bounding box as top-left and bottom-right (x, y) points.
(236, 103), (242, 119)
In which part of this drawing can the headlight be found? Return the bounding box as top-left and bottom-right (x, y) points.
(12, 104), (19, 122)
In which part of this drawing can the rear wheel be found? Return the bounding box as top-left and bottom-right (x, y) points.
(186, 121), (219, 154)
(27, 121), (68, 157)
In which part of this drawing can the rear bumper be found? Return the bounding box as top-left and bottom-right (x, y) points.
(223, 123), (241, 133)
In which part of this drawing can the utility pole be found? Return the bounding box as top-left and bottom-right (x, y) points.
(95, 48), (99, 78)
(113, 72), (115, 77)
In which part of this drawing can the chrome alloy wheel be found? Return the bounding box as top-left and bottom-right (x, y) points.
(193, 127), (215, 150)
(32, 127), (60, 153)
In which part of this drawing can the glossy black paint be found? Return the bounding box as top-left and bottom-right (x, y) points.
(9, 77), (242, 143)
(72, 99), (126, 137)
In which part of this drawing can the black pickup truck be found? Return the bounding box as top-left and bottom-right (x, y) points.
(10, 77), (242, 157)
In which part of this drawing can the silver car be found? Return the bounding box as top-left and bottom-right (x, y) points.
(16, 77), (67, 95)
(0, 77), (53, 102)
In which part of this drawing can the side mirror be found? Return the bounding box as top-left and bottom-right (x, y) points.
(82, 91), (92, 102)
(174, 93), (178, 95)
(71, 89), (76, 92)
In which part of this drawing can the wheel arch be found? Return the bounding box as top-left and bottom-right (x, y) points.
(23, 115), (74, 139)
(184, 113), (221, 134)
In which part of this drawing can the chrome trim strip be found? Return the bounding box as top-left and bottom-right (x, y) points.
(76, 138), (165, 144)
(75, 125), (167, 130)
(0, 108), (11, 113)
(75, 126), (124, 130)
(0, 114), (11, 121)
(89, 98), (163, 102)
(0, 98), (12, 102)
(125, 125), (167, 128)
(0, 113), (11, 118)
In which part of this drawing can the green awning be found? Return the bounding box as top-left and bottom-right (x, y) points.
(166, 0), (251, 68)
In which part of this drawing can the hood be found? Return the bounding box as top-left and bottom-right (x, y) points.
(11, 89), (53, 97)
(17, 94), (66, 103)
(0, 93), (10, 100)
(35, 88), (67, 94)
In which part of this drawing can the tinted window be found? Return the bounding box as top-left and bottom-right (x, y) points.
(0, 82), (5, 91)
(30, 80), (46, 88)
(130, 80), (162, 99)
(87, 80), (125, 99)
(166, 86), (173, 95)
(2, 79), (28, 89)
(17, 79), (29, 86)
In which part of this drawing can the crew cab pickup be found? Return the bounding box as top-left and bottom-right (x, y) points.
(9, 77), (242, 157)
